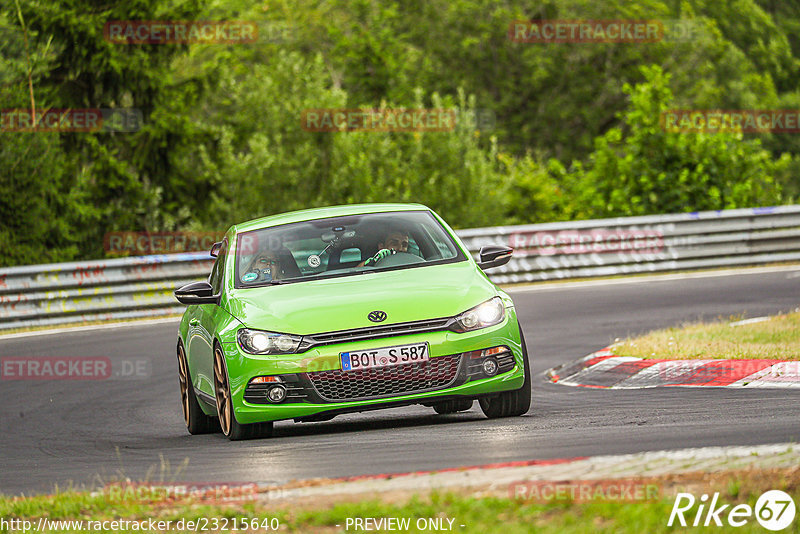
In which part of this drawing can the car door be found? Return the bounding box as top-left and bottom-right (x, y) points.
(188, 240), (227, 398)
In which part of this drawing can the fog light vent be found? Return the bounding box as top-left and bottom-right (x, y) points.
(267, 385), (287, 403)
(482, 358), (498, 376)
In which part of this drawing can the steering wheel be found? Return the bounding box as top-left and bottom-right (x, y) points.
(372, 251), (425, 267)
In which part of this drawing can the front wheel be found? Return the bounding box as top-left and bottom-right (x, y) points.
(479, 327), (532, 418)
(213, 344), (273, 441)
(177, 341), (218, 434)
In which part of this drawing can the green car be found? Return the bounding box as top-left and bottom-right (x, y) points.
(174, 203), (530, 440)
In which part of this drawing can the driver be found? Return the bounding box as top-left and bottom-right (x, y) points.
(241, 251), (283, 283)
(360, 229), (410, 267)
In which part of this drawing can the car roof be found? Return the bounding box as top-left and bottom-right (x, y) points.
(231, 203), (431, 233)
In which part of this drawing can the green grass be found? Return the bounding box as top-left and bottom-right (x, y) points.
(614, 310), (800, 360)
(2, 480), (799, 533)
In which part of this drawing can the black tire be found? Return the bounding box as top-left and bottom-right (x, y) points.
(177, 340), (218, 434)
(432, 399), (474, 414)
(479, 327), (532, 418)
(213, 344), (274, 441)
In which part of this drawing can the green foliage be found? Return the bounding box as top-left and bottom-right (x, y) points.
(499, 155), (576, 225)
(0, 9), (83, 264)
(1, 0), (204, 261)
(175, 48), (506, 229)
(1, 0), (798, 266)
(0, 133), (79, 265)
(573, 66), (786, 217)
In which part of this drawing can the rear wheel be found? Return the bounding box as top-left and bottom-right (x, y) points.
(213, 344), (273, 441)
(177, 341), (217, 434)
(432, 399), (474, 414)
(479, 327), (532, 418)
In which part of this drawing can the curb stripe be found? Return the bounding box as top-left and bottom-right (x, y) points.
(549, 351), (800, 389)
(694, 360), (776, 386)
(547, 348), (616, 383)
(571, 358), (651, 388)
(332, 457), (589, 483)
(557, 356), (637, 386)
(732, 361), (800, 387)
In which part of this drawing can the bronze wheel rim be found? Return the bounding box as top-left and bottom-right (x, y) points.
(214, 346), (232, 436)
(177, 344), (190, 426)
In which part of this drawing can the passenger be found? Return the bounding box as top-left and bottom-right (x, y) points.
(242, 252), (282, 282)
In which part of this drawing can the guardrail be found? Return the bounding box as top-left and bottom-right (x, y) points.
(457, 205), (800, 284)
(1, 205), (799, 331)
(0, 253), (213, 331)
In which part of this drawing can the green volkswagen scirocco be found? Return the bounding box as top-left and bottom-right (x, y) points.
(175, 203), (530, 439)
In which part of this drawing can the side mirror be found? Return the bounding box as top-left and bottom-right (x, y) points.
(210, 241), (223, 257)
(477, 245), (513, 270)
(175, 281), (219, 305)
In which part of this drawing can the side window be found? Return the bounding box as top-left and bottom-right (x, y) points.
(209, 241), (227, 294)
(407, 238), (421, 258)
(419, 225), (457, 260)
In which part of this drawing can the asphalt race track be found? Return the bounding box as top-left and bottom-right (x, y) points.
(1, 268), (799, 495)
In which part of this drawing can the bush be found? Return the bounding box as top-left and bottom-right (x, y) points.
(572, 65), (786, 218)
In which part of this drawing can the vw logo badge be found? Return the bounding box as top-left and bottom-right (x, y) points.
(368, 310), (387, 323)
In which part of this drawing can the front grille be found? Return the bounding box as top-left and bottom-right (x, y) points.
(307, 354), (462, 402)
(299, 317), (453, 351)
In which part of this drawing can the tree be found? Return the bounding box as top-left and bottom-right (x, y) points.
(574, 65), (786, 217)
(2, 0), (205, 261)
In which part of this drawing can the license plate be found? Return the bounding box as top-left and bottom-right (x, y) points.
(340, 342), (429, 372)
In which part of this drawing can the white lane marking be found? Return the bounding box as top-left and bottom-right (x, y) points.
(0, 316), (182, 340)
(729, 316), (771, 327)
(506, 264), (800, 292)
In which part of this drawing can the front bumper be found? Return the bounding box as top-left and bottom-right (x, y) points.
(218, 309), (525, 424)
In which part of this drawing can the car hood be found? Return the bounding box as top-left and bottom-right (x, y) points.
(226, 261), (497, 335)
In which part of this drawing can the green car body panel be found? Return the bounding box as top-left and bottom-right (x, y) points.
(177, 203), (527, 425)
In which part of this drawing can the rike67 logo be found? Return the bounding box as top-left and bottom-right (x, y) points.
(668, 490), (796, 530)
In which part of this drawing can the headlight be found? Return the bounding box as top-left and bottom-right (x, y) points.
(452, 297), (505, 333)
(237, 328), (302, 355)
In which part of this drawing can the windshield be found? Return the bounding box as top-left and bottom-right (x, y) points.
(234, 210), (465, 287)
